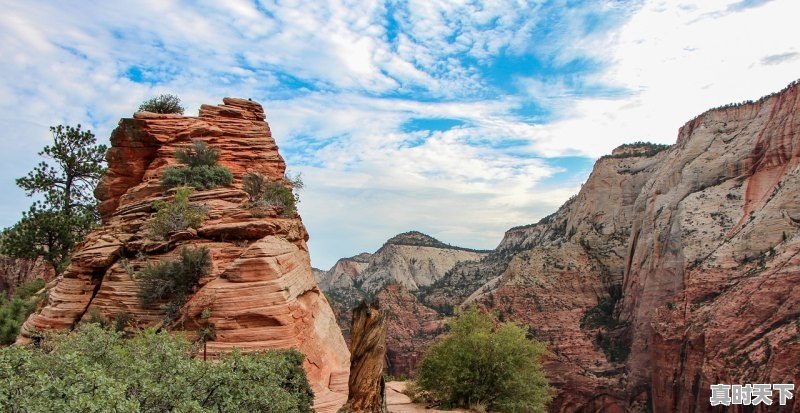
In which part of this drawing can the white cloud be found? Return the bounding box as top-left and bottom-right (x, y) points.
(528, 0), (800, 157)
(0, 0), (798, 268)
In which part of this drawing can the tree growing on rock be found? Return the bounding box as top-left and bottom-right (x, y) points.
(414, 306), (551, 412)
(138, 93), (185, 114)
(1, 124), (107, 273)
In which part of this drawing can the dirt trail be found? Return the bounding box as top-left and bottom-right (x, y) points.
(385, 382), (469, 413)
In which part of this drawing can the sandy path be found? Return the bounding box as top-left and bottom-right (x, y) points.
(385, 381), (468, 413)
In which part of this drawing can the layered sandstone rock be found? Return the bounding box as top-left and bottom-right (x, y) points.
(17, 98), (350, 413)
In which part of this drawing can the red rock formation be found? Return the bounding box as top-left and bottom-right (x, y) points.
(377, 285), (444, 377)
(17, 98), (349, 412)
(0, 257), (54, 298)
(630, 83), (800, 412)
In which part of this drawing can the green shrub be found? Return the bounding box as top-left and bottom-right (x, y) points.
(0, 324), (314, 412)
(11, 278), (45, 300)
(175, 140), (220, 167)
(161, 141), (233, 190)
(415, 307), (551, 412)
(162, 164), (234, 189)
(138, 94), (185, 114)
(0, 279), (47, 345)
(148, 187), (206, 239)
(136, 246), (212, 307)
(0, 297), (33, 345)
(243, 172), (302, 218)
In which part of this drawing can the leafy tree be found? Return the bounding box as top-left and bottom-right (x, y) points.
(415, 307), (551, 412)
(138, 94), (185, 114)
(0, 324), (314, 412)
(1, 124), (107, 273)
(161, 140), (233, 189)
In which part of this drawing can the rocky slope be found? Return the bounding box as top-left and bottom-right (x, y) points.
(316, 231), (484, 376)
(17, 98), (350, 413)
(0, 257), (54, 298)
(324, 81), (800, 412)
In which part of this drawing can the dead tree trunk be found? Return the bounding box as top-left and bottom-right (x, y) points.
(338, 300), (389, 413)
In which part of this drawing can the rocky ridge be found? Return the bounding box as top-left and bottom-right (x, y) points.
(324, 81), (800, 412)
(17, 98), (350, 413)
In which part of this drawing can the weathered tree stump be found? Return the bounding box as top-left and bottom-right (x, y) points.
(338, 300), (389, 413)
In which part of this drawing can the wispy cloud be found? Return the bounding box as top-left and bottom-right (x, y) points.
(0, 0), (798, 267)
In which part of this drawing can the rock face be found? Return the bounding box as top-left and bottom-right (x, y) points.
(0, 257), (54, 298)
(316, 231), (484, 376)
(356, 231), (488, 294)
(323, 82), (800, 412)
(17, 98), (350, 413)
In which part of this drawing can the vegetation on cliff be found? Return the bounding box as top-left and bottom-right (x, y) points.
(413, 307), (550, 412)
(135, 246), (212, 324)
(161, 140), (233, 189)
(147, 187), (207, 240)
(138, 93), (185, 114)
(0, 324), (314, 412)
(243, 172), (303, 218)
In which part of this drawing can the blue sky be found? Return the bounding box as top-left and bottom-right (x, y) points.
(1, 0), (799, 269)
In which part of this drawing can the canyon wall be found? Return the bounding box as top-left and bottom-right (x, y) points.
(17, 98), (350, 413)
(324, 82), (800, 412)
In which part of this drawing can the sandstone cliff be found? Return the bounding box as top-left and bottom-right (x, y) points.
(459, 84), (800, 411)
(324, 81), (800, 412)
(17, 98), (350, 413)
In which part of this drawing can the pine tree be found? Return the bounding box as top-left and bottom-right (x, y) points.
(1, 124), (107, 273)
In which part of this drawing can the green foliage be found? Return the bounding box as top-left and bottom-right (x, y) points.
(175, 140), (220, 167)
(415, 307), (551, 412)
(162, 164), (234, 189)
(10, 278), (45, 301)
(0, 279), (46, 345)
(136, 246), (212, 308)
(148, 187), (206, 240)
(0, 297), (33, 345)
(2, 124), (106, 273)
(138, 94), (185, 114)
(243, 172), (302, 218)
(0, 324), (314, 412)
(161, 140), (233, 189)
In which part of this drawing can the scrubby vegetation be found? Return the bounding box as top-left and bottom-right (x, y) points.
(600, 141), (671, 159)
(0, 279), (46, 345)
(413, 307), (551, 412)
(0, 324), (314, 412)
(161, 140), (233, 189)
(148, 187), (206, 240)
(136, 247), (211, 324)
(243, 172), (303, 218)
(138, 94), (185, 114)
